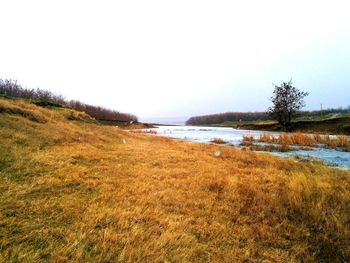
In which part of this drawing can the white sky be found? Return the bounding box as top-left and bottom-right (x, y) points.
(1, 0), (350, 122)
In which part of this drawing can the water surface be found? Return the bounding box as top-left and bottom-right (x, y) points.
(150, 125), (350, 168)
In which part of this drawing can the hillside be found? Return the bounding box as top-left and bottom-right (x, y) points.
(0, 79), (138, 124)
(1, 98), (350, 262)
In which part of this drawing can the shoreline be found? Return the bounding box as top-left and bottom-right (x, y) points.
(149, 126), (350, 169)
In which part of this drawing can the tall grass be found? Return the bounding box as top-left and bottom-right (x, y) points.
(242, 135), (255, 146)
(258, 132), (274, 143)
(257, 131), (350, 151)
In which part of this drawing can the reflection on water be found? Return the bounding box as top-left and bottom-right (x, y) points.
(150, 125), (350, 168)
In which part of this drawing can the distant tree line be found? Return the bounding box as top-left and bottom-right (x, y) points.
(186, 112), (270, 125)
(186, 108), (350, 126)
(0, 79), (138, 123)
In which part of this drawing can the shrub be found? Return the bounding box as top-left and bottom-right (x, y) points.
(242, 135), (255, 146)
(210, 138), (227, 144)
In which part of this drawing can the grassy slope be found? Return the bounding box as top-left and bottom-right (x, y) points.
(1, 98), (350, 262)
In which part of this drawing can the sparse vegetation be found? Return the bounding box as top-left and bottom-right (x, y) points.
(130, 129), (158, 134)
(241, 135), (255, 146)
(254, 131), (350, 151)
(210, 138), (227, 144)
(1, 97), (350, 262)
(243, 144), (293, 152)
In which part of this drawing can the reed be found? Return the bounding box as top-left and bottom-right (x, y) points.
(313, 133), (323, 144)
(278, 133), (293, 145)
(291, 132), (315, 147)
(258, 133), (272, 143)
(335, 135), (350, 148)
(254, 131), (350, 151)
(241, 134), (255, 146)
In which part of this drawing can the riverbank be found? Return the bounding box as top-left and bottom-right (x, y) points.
(208, 116), (350, 135)
(150, 125), (350, 168)
(1, 98), (350, 262)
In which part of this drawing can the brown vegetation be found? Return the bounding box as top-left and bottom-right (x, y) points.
(244, 144), (292, 152)
(255, 132), (350, 151)
(130, 129), (158, 134)
(210, 138), (227, 144)
(241, 135), (255, 146)
(1, 98), (350, 262)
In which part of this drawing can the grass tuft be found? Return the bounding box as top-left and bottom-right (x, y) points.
(210, 138), (226, 144)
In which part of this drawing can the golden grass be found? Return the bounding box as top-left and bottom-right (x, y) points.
(0, 98), (95, 124)
(1, 98), (350, 262)
(241, 135), (255, 146)
(257, 131), (350, 151)
(291, 132), (315, 146)
(258, 132), (274, 143)
(277, 132), (294, 146)
(0, 99), (50, 123)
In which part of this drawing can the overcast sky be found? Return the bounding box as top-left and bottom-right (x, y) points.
(1, 0), (349, 122)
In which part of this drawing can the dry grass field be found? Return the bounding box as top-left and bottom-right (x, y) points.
(1, 98), (350, 262)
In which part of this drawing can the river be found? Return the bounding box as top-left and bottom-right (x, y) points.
(148, 125), (350, 168)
